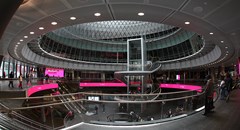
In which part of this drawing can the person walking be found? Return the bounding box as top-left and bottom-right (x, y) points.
(225, 73), (233, 102)
(26, 73), (30, 87)
(8, 71), (14, 88)
(18, 74), (23, 89)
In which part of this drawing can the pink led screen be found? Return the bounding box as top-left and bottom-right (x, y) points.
(27, 83), (58, 97)
(160, 84), (202, 92)
(45, 68), (64, 77)
(80, 82), (127, 87)
(176, 75), (180, 80)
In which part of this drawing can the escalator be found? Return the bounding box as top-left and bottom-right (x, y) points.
(57, 81), (86, 114)
(0, 113), (30, 130)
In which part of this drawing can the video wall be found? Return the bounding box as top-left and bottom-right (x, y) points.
(45, 68), (64, 77)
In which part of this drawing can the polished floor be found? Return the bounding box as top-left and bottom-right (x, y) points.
(0, 79), (37, 91)
(67, 89), (240, 130)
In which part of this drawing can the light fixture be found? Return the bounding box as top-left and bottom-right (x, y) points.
(20, 39), (23, 42)
(138, 12), (144, 16)
(30, 32), (34, 34)
(17, 42), (20, 44)
(39, 27), (44, 30)
(221, 40), (224, 43)
(185, 21), (190, 25)
(24, 36), (28, 38)
(70, 17), (76, 20)
(51, 22), (57, 25)
(209, 32), (213, 35)
(94, 13), (101, 17)
(225, 47), (228, 49)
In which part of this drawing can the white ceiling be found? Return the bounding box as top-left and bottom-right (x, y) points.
(1, 0), (240, 67)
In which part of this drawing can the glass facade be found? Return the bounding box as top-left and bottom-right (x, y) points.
(0, 60), (37, 78)
(35, 33), (203, 64)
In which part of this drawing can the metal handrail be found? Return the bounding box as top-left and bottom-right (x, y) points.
(11, 111), (53, 130)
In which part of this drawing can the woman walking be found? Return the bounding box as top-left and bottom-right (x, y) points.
(18, 74), (23, 89)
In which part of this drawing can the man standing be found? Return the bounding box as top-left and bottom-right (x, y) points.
(203, 75), (215, 115)
(8, 71), (14, 88)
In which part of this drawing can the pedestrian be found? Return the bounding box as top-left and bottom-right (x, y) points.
(45, 74), (49, 84)
(26, 73), (30, 87)
(225, 73), (233, 101)
(3, 71), (6, 78)
(220, 76), (226, 100)
(18, 74), (23, 89)
(8, 71), (14, 88)
(95, 105), (98, 114)
(203, 75), (214, 115)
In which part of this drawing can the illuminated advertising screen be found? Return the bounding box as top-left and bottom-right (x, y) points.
(176, 74), (180, 80)
(87, 96), (100, 101)
(45, 68), (64, 77)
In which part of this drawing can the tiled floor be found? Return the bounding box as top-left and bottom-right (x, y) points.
(0, 80), (29, 91)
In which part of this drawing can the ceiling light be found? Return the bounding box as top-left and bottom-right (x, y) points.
(221, 41), (224, 43)
(24, 36), (28, 38)
(51, 22), (57, 25)
(138, 12), (144, 16)
(30, 32), (34, 34)
(70, 17), (76, 20)
(17, 42), (20, 44)
(209, 32), (213, 35)
(94, 13), (101, 17)
(39, 27), (44, 30)
(15, 45), (18, 47)
(225, 47), (228, 49)
(185, 21), (190, 25)
(20, 39), (23, 41)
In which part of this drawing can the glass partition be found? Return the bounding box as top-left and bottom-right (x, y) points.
(0, 82), (205, 129)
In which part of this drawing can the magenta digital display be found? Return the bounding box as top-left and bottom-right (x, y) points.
(160, 84), (202, 92)
(80, 82), (127, 87)
(176, 74), (180, 80)
(27, 83), (58, 97)
(45, 68), (64, 77)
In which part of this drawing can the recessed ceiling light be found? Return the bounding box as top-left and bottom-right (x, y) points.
(30, 32), (34, 34)
(39, 27), (44, 30)
(51, 22), (57, 25)
(94, 13), (101, 17)
(15, 45), (18, 47)
(209, 32), (213, 35)
(220, 41), (224, 43)
(20, 39), (23, 41)
(24, 36), (28, 38)
(17, 42), (20, 44)
(185, 21), (190, 25)
(138, 12), (144, 16)
(225, 47), (228, 49)
(70, 17), (76, 20)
